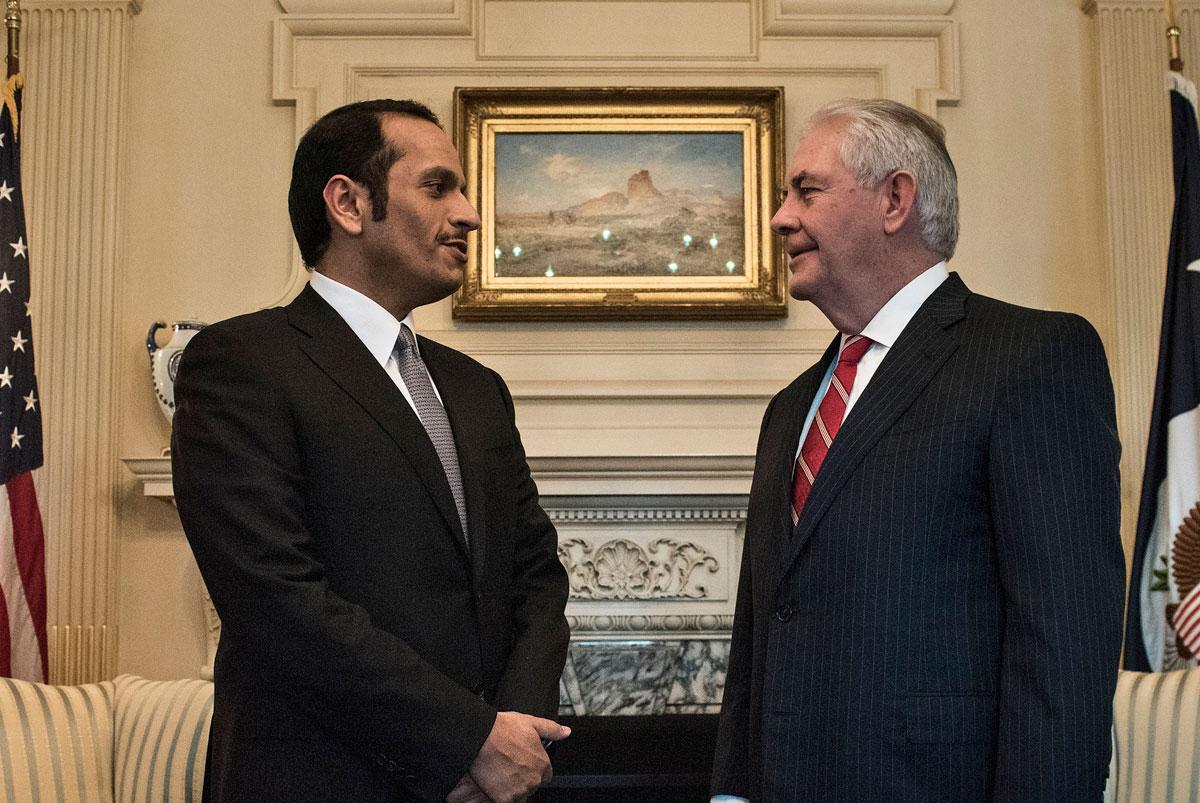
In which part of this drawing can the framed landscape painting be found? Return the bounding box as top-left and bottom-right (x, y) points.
(452, 87), (785, 320)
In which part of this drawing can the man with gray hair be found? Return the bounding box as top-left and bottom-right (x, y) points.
(711, 98), (1124, 800)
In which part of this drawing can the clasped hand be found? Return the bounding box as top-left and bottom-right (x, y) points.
(447, 711), (570, 803)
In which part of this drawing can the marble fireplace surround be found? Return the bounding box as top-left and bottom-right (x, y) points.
(124, 454), (751, 717)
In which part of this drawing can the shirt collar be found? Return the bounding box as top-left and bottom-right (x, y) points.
(855, 261), (949, 349)
(309, 271), (416, 368)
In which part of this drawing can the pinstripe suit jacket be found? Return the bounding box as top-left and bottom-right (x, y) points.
(712, 273), (1125, 801)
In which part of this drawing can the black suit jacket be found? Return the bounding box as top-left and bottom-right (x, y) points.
(172, 285), (569, 802)
(711, 274), (1125, 801)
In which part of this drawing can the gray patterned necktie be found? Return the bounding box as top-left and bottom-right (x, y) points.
(395, 326), (468, 545)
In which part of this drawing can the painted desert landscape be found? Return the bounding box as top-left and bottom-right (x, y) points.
(492, 132), (746, 279)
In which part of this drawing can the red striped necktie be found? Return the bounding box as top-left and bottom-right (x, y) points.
(790, 334), (873, 525)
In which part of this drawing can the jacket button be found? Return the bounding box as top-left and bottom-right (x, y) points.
(775, 604), (794, 622)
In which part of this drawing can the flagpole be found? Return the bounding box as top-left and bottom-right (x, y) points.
(1168, 0), (1184, 71)
(4, 0), (17, 79)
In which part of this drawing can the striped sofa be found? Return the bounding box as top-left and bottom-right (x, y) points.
(0, 667), (1196, 801)
(0, 674), (212, 802)
(1106, 667), (1200, 803)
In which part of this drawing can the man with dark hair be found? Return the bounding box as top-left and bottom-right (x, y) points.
(711, 98), (1124, 800)
(172, 99), (570, 802)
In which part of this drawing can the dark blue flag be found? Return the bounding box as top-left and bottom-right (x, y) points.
(1125, 73), (1200, 671)
(0, 73), (47, 682)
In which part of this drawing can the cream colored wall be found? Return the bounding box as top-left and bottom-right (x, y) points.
(944, 2), (1107, 324)
(111, 0), (1110, 679)
(117, 0), (294, 679)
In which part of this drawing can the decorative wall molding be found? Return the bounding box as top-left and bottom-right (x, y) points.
(567, 614), (734, 634)
(552, 495), (742, 639)
(1082, 0), (1200, 13)
(23, 1), (140, 10)
(49, 625), (115, 687)
(280, 0), (957, 12)
(548, 505), (747, 523)
(762, 13), (955, 40)
(528, 457), (755, 496)
(1086, 1), (1182, 546)
(25, 1), (137, 683)
(476, 0), (756, 61)
(760, 7), (959, 113)
(122, 456), (173, 499)
(346, 63), (881, 78)
(559, 537), (720, 600)
(275, 0), (470, 35)
(433, 326), (836, 356)
(275, 12), (472, 38)
(778, 0), (954, 13)
(123, 456), (758, 500)
(279, 0), (460, 12)
(509, 379), (781, 400)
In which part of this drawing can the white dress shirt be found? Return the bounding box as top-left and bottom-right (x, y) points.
(308, 270), (443, 420)
(793, 261), (950, 463)
(712, 261), (948, 803)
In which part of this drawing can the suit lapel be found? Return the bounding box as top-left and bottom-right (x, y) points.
(286, 286), (470, 559)
(781, 273), (971, 577)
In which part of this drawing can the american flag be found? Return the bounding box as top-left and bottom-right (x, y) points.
(0, 73), (46, 682)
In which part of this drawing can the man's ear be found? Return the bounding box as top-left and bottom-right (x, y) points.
(323, 175), (368, 237)
(881, 169), (918, 236)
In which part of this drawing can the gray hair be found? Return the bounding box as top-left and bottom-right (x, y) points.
(806, 98), (959, 260)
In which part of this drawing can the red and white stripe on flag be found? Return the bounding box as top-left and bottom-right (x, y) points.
(0, 470), (46, 681)
(1175, 582), (1200, 659)
(0, 73), (46, 684)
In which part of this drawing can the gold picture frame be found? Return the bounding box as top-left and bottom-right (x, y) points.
(452, 87), (785, 320)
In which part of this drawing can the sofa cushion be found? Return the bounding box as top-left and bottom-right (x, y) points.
(0, 676), (114, 802)
(113, 675), (212, 803)
(1109, 667), (1200, 803)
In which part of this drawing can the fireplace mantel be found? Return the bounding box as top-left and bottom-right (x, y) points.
(123, 453), (755, 499)
(124, 453), (750, 714)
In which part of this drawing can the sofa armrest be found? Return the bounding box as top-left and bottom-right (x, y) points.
(113, 675), (212, 803)
(1109, 667), (1200, 803)
(0, 676), (115, 802)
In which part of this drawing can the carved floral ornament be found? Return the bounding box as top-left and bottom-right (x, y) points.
(558, 537), (720, 600)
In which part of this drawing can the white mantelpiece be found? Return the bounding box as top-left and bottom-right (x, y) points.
(124, 454), (753, 499)
(123, 453), (750, 706)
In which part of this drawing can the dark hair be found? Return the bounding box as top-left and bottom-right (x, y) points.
(287, 99), (442, 268)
